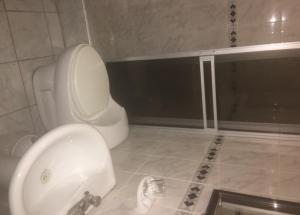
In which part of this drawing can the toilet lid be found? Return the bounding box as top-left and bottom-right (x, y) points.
(70, 45), (110, 119)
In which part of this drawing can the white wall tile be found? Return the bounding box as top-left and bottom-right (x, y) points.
(0, 108), (34, 151)
(46, 13), (65, 55)
(0, 0), (65, 150)
(43, 0), (57, 12)
(4, 0), (44, 11)
(57, 0), (89, 47)
(8, 12), (53, 60)
(0, 0), (4, 11)
(0, 62), (28, 115)
(19, 56), (54, 105)
(0, 12), (16, 63)
(29, 105), (46, 137)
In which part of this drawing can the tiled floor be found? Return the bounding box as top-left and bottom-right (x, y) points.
(89, 126), (300, 215)
(2, 126), (300, 214)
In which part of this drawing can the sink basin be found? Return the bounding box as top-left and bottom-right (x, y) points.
(9, 124), (116, 215)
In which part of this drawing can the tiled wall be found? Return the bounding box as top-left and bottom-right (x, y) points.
(85, 0), (228, 61)
(0, 0), (65, 152)
(85, 0), (300, 61)
(236, 0), (300, 46)
(56, 0), (89, 47)
(0, 0), (89, 152)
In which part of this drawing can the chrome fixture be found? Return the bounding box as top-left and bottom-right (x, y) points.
(67, 191), (101, 215)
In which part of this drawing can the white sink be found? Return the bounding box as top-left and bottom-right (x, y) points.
(9, 124), (116, 215)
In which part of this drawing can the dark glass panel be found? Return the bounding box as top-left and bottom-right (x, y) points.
(215, 49), (300, 133)
(206, 190), (300, 215)
(106, 57), (203, 128)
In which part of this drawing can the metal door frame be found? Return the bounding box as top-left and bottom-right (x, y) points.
(200, 56), (218, 130)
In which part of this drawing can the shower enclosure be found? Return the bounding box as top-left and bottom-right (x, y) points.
(106, 42), (300, 134)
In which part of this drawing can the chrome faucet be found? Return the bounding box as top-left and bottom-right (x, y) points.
(67, 191), (101, 215)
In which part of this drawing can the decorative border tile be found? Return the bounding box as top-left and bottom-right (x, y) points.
(176, 135), (224, 213)
(178, 183), (204, 212)
(192, 135), (224, 184)
(229, 0), (238, 47)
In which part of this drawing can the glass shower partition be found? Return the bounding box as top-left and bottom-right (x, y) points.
(106, 42), (300, 135)
(106, 57), (204, 128)
(215, 48), (300, 134)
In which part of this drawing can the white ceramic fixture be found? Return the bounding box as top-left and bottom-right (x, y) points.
(0, 135), (38, 190)
(9, 124), (116, 215)
(34, 44), (128, 149)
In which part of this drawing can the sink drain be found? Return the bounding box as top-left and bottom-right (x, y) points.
(40, 169), (52, 184)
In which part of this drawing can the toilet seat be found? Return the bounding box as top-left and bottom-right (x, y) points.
(70, 45), (110, 120)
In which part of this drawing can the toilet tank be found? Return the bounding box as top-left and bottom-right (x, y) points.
(33, 63), (57, 131)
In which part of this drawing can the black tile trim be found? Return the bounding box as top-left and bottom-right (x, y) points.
(177, 135), (224, 213)
(192, 135), (224, 184)
(229, 0), (238, 47)
(178, 183), (204, 212)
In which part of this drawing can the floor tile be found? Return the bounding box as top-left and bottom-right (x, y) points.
(129, 126), (213, 146)
(113, 169), (134, 192)
(90, 195), (136, 215)
(217, 149), (279, 171)
(222, 136), (279, 153)
(111, 148), (149, 172)
(278, 142), (300, 155)
(137, 157), (198, 181)
(115, 174), (190, 209)
(279, 154), (300, 172)
(91, 194), (176, 215)
(275, 171), (300, 200)
(116, 139), (160, 155)
(152, 141), (207, 161)
(211, 164), (278, 196)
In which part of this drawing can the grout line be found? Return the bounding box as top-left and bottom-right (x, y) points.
(41, 0), (55, 56)
(130, 171), (196, 185)
(43, 13), (55, 56)
(53, 0), (67, 48)
(114, 147), (208, 163)
(0, 106), (32, 119)
(110, 156), (151, 198)
(81, 0), (92, 46)
(4, 7), (36, 134)
(0, 54), (55, 66)
(5, 10), (57, 13)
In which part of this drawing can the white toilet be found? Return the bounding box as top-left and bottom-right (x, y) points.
(0, 44), (126, 197)
(9, 124), (116, 215)
(33, 44), (129, 149)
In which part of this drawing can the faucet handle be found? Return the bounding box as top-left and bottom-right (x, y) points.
(89, 194), (101, 207)
(67, 191), (102, 215)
